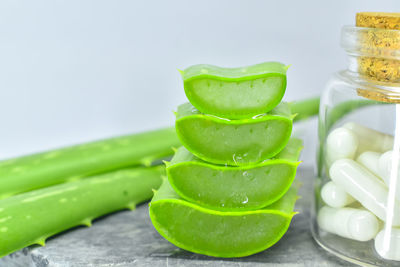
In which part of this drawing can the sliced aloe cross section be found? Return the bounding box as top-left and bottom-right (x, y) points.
(175, 102), (294, 166)
(149, 178), (299, 258)
(167, 138), (302, 211)
(181, 62), (288, 119)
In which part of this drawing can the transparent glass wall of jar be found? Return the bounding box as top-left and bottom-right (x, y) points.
(312, 25), (400, 266)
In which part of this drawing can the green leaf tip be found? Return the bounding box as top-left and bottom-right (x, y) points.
(141, 157), (153, 167)
(162, 160), (170, 167)
(284, 64), (292, 71)
(127, 202), (136, 211)
(81, 218), (92, 227)
(35, 238), (46, 247)
(177, 69), (184, 77)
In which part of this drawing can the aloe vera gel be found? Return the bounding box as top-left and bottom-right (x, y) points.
(176, 102), (294, 165)
(181, 62), (287, 119)
(150, 62), (303, 257)
(167, 138), (302, 211)
(150, 178), (298, 257)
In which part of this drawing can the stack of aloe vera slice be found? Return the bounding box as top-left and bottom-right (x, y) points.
(150, 62), (303, 257)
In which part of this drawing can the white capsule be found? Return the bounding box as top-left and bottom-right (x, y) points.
(375, 228), (400, 261)
(343, 122), (394, 154)
(318, 206), (380, 241)
(377, 150), (400, 202)
(326, 127), (358, 165)
(378, 151), (394, 184)
(321, 181), (355, 208)
(356, 151), (382, 178)
(330, 159), (400, 225)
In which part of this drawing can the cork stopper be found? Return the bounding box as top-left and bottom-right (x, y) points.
(356, 12), (400, 29)
(355, 12), (400, 102)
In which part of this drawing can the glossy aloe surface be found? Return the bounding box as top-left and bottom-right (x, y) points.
(0, 127), (179, 199)
(167, 138), (302, 211)
(181, 62), (287, 119)
(0, 166), (164, 258)
(149, 178), (298, 258)
(175, 102), (294, 166)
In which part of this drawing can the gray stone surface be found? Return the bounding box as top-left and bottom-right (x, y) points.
(0, 167), (354, 267)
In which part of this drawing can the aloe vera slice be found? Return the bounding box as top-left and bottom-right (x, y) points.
(149, 178), (299, 258)
(181, 62), (287, 119)
(175, 102), (293, 166)
(0, 127), (179, 199)
(167, 138), (302, 211)
(0, 166), (164, 258)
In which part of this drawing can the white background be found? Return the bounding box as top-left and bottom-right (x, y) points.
(0, 0), (398, 165)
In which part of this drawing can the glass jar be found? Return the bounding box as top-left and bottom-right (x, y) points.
(312, 16), (400, 266)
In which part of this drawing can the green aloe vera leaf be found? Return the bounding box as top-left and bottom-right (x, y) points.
(0, 166), (164, 258)
(290, 97), (320, 122)
(324, 99), (382, 134)
(175, 102), (293, 166)
(181, 62), (287, 119)
(149, 178), (299, 258)
(0, 127), (179, 199)
(166, 138), (302, 211)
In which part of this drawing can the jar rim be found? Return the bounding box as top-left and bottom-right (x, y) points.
(341, 25), (400, 60)
(336, 70), (400, 103)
